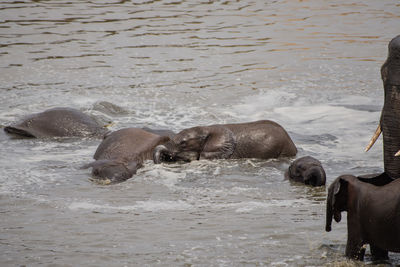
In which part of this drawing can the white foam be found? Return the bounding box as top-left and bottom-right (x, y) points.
(225, 90), (297, 121)
(233, 201), (272, 213)
(141, 164), (187, 189)
(270, 261), (289, 267)
(275, 105), (374, 126)
(69, 199), (193, 212)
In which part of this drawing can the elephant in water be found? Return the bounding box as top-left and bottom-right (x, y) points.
(365, 35), (400, 180)
(84, 128), (172, 184)
(285, 156), (326, 186)
(326, 35), (400, 262)
(326, 174), (400, 261)
(4, 107), (108, 138)
(153, 120), (297, 164)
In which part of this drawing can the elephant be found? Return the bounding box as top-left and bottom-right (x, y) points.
(325, 35), (400, 262)
(325, 174), (400, 261)
(4, 107), (108, 138)
(284, 156), (326, 186)
(153, 120), (297, 164)
(365, 35), (400, 180)
(83, 128), (170, 184)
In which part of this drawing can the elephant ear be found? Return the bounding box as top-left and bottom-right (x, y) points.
(332, 178), (344, 223)
(200, 126), (236, 160)
(326, 175), (349, 231)
(285, 162), (302, 181)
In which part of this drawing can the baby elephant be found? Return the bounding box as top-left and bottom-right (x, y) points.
(4, 107), (107, 138)
(326, 174), (400, 261)
(285, 156), (326, 186)
(84, 128), (170, 184)
(153, 120), (297, 163)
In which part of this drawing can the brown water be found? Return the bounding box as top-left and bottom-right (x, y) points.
(0, 1), (399, 266)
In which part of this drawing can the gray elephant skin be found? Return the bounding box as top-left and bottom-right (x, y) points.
(4, 107), (107, 138)
(379, 35), (400, 179)
(84, 128), (171, 184)
(153, 120), (297, 163)
(285, 156), (326, 186)
(326, 35), (400, 262)
(326, 174), (400, 261)
(365, 35), (400, 179)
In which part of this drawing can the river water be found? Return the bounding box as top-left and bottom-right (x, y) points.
(0, 1), (399, 266)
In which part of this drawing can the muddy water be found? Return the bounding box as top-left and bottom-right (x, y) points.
(1, 1), (399, 266)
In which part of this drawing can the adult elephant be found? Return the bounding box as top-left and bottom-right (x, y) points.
(153, 120), (297, 164)
(4, 107), (108, 138)
(365, 35), (400, 180)
(325, 174), (400, 261)
(326, 35), (400, 261)
(83, 128), (171, 184)
(285, 156), (326, 186)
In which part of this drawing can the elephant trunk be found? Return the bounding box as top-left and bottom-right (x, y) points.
(381, 35), (400, 179)
(325, 192), (333, 232)
(382, 86), (400, 179)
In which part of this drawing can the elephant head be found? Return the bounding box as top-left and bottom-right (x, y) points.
(153, 125), (235, 164)
(325, 175), (350, 232)
(285, 156), (326, 186)
(82, 159), (141, 184)
(366, 35), (400, 179)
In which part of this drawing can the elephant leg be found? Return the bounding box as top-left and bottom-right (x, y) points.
(345, 217), (367, 260)
(370, 245), (389, 262)
(345, 237), (365, 261)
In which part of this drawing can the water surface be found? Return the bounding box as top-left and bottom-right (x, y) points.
(1, 1), (399, 266)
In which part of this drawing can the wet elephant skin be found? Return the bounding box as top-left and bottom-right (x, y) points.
(4, 107), (107, 138)
(153, 120), (297, 164)
(84, 128), (170, 184)
(285, 156), (326, 186)
(326, 174), (400, 261)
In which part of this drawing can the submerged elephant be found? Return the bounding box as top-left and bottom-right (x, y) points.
(285, 156), (326, 186)
(84, 128), (171, 184)
(326, 174), (400, 261)
(153, 120), (297, 164)
(4, 107), (108, 138)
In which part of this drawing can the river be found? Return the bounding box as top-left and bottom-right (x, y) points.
(0, 1), (399, 266)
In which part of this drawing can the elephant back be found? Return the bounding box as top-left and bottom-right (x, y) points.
(222, 120), (297, 159)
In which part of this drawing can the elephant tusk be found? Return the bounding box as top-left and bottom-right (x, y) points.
(104, 122), (115, 128)
(395, 150), (400, 157)
(365, 125), (382, 152)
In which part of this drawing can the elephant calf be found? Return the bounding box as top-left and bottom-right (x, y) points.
(153, 120), (297, 163)
(326, 174), (400, 261)
(84, 128), (171, 184)
(285, 156), (326, 186)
